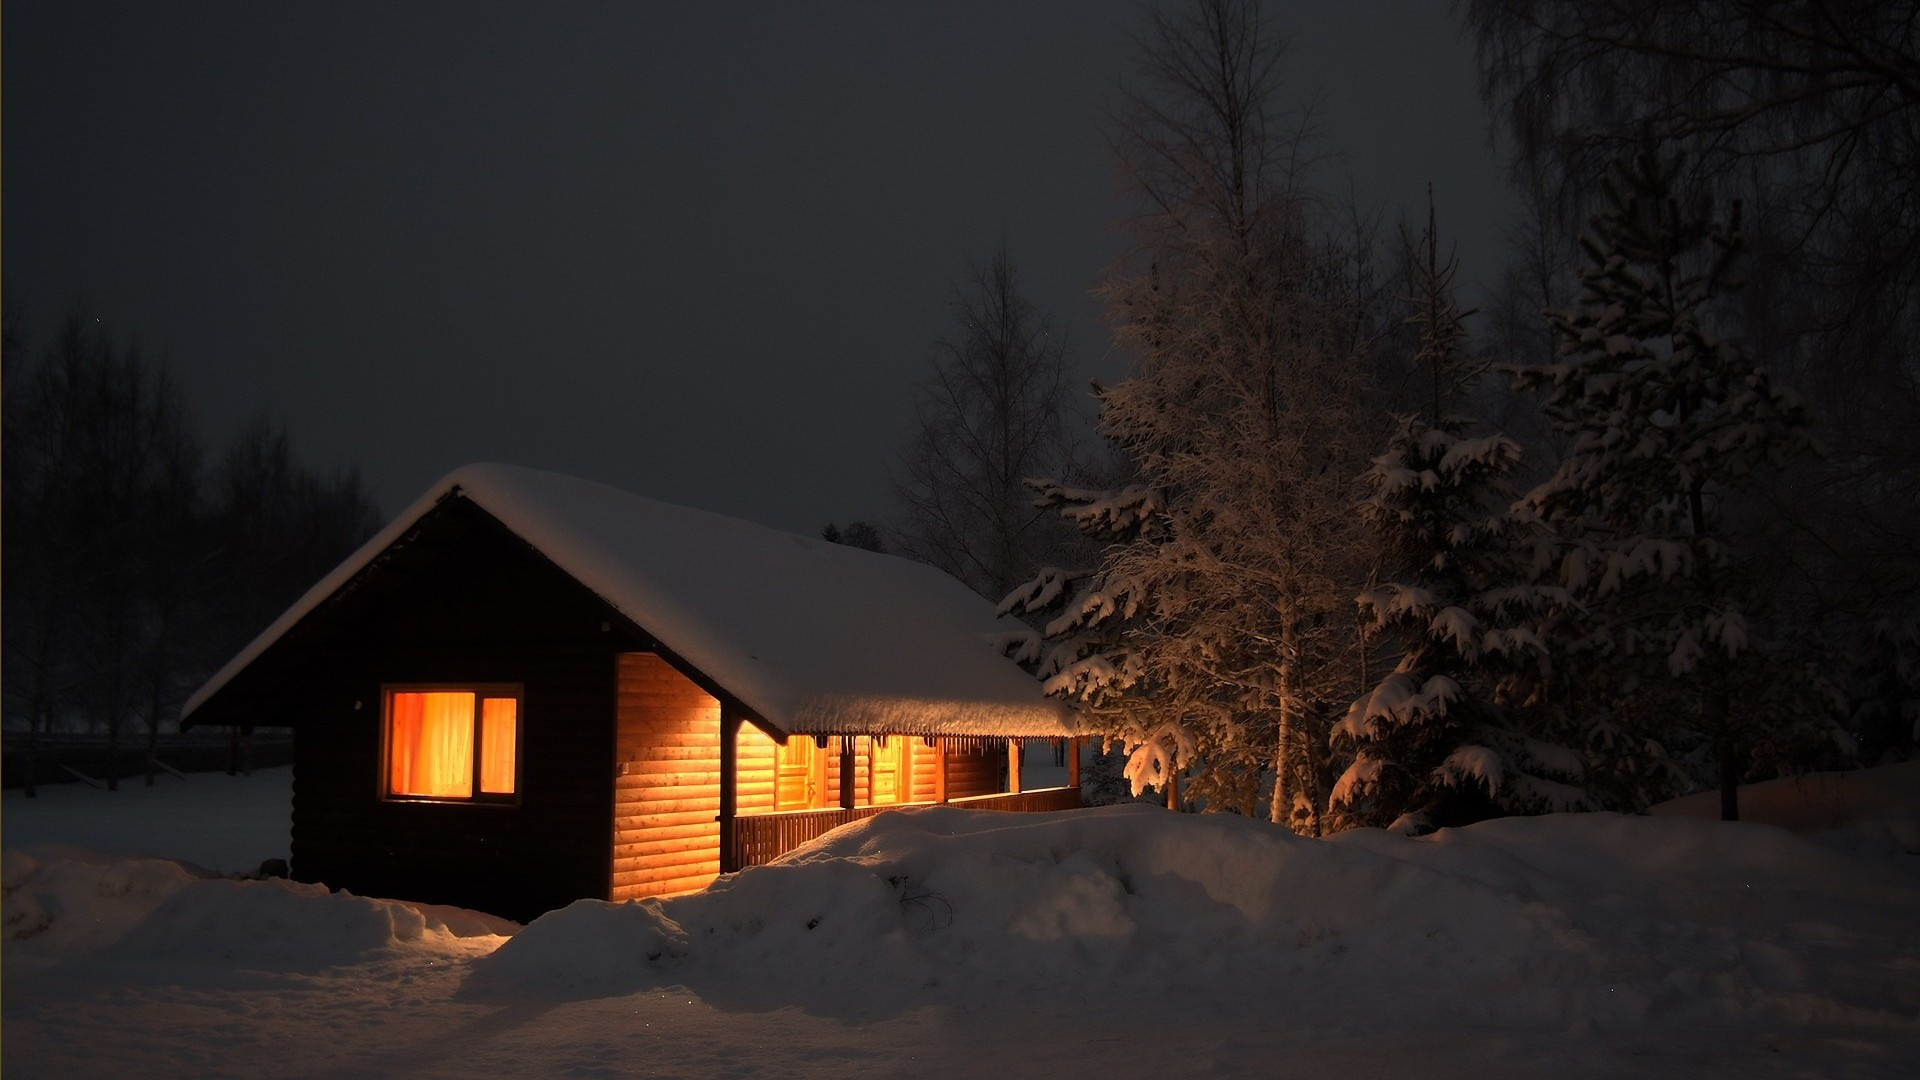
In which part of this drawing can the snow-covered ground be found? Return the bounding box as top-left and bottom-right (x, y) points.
(5, 765), (1918, 1079)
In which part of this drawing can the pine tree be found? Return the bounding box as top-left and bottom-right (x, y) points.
(1333, 201), (1584, 832)
(1513, 151), (1818, 819)
(998, 482), (1171, 795)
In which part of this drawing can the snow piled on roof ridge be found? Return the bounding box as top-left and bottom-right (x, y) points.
(183, 463), (1075, 737)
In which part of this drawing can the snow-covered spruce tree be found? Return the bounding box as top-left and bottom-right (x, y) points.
(1513, 151), (1819, 820)
(894, 246), (1081, 601)
(998, 482), (1172, 797)
(1002, 0), (1383, 833)
(1332, 204), (1586, 832)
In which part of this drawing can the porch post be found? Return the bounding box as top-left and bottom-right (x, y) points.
(1066, 736), (1081, 789)
(934, 737), (948, 803)
(1008, 738), (1022, 795)
(838, 736), (856, 810)
(719, 706), (742, 872)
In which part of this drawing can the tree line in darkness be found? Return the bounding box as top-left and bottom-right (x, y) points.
(2, 306), (381, 794)
(895, 0), (1919, 829)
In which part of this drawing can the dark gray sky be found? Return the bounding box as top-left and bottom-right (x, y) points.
(5, 1), (1512, 534)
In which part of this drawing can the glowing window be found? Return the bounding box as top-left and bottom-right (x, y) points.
(384, 686), (520, 801)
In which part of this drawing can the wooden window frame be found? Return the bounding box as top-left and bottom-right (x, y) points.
(379, 683), (524, 806)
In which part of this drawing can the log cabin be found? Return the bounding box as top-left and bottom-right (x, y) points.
(180, 464), (1082, 921)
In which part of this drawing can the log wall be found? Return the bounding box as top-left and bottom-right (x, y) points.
(909, 738), (939, 804)
(944, 741), (1004, 799)
(611, 653), (735, 901)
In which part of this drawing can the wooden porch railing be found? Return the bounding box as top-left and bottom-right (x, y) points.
(726, 785), (1083, 869)
(727, 804), (888, 869)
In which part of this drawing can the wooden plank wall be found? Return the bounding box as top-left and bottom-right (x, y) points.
(736, 728), (778, 815)
(909, 739), (939, 804)
(945, 741), (1004, 799)
(611, 653), (726, 900)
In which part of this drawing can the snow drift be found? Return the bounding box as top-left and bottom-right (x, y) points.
(2, 848), (510, 974)
(465, 803), (1920, 1031)
(7, 770), (1919, 1077)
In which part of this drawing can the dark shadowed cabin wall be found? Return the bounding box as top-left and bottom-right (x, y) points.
(277, 500), (623, 922)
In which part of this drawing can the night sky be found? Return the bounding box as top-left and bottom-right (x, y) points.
(4, 1), (1511, 535)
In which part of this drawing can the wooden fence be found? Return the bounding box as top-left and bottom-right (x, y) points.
(726, 785), (1083, 868)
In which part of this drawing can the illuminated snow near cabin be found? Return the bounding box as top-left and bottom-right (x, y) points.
(5, 764), (1919, 1079)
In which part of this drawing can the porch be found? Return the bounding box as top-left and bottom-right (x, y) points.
(726, 784), (1084, 868)
(717, 717), (1085, 870)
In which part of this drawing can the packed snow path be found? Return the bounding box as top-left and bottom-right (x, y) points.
(5, 766), (1918, 1078)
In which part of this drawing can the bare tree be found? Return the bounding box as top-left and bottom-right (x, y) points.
(1467, 1), (1918, 207)
(1, 312), (198, 790)
(132, 434), (207, 787)
(2, 308), (380, 792)
(205, 419), (382, 656)
(895, 246), (1081, 601)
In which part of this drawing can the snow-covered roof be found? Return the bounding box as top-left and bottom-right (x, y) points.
(182, 464), (1076, 738)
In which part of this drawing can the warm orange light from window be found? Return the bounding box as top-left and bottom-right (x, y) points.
(480, 697), (517, 794)
(388, 691), (474, 798)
